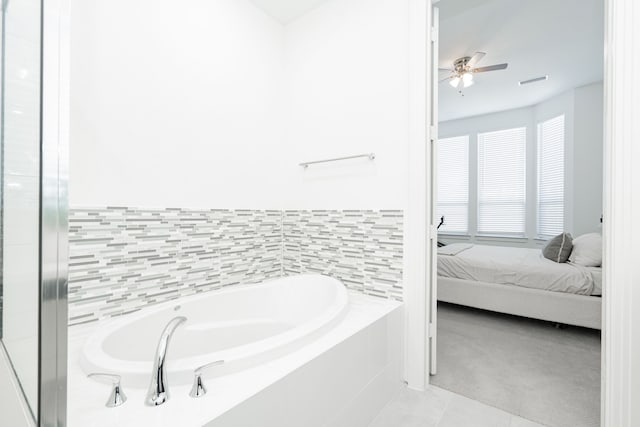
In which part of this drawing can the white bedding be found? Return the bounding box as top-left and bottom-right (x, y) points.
(588, 267), (602, 296)
(437, 243), (600, 296)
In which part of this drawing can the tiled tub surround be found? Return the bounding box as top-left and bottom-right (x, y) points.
(69, 208), (403, 326)
(69, 208), (283, 325)
(283, 210), (404, 301)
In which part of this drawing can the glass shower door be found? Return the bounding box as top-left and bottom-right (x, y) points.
(0, 0), (41, 420)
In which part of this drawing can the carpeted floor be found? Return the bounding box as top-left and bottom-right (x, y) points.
(432, 302), (601, 427)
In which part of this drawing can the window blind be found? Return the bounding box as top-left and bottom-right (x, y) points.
(437, 135), (469, 234)
(537, 115), (565, 237)
(477, 127), (527, 236)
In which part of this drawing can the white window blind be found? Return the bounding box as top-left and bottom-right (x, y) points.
(437, 135), (469, 234)
(477, 127), (527, 236)
(537, 115), (565, 237)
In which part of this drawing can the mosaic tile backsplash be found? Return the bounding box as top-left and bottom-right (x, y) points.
(69, 208), (403, 326)
(282, 210), (404, 301)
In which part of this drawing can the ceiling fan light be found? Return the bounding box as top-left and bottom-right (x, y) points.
(462, 72), (474, 87)
(449, 76), (461, 88)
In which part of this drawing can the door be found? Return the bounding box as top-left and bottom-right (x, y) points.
(428, 3), (440, 376)
(1, 0), (43, 417)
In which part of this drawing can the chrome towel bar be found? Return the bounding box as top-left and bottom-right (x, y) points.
(299, 153), (375, 168)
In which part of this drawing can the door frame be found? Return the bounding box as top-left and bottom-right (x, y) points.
(40, 0), (70, 424)
(601, 1), (640, 425)
(405, 0), (433, 390)
(407, 1), (640, 426)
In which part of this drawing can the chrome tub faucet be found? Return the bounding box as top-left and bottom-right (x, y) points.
(145, 316), (187, 406)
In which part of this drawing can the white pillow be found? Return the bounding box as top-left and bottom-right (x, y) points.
(569, 233), (602, 267)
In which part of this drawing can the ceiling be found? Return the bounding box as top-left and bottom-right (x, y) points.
(438, 0), (604, 122)
(248, 0), (328, 24)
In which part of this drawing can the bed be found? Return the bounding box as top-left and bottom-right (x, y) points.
(437, 243), (602, 329)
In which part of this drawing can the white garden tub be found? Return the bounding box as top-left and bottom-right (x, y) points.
(81, 274), (348, 387)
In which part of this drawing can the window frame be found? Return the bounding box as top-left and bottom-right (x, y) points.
(436, 134), (470, 235)
(476, 126), (528, 238)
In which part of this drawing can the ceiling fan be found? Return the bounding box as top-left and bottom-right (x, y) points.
(439, 52), (508, 91)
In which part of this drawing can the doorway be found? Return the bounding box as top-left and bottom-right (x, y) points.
(429, 1), (607, 426)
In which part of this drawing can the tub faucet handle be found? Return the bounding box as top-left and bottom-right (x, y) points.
(189, 360), (224, 398)
(88, 373), (127, 407)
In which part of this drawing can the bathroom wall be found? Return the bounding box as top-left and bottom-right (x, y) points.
(70, 0), (411, 211)
(68, 208), (403, 324)
(70, 0), (286, 209)
(69, 0), (414, 324)
(281, 0), (411, 210)
(68, 208), (282, 324)
(282, 210), (404, 300)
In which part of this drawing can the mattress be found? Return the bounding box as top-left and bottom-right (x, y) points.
(438, 243), (600, 296)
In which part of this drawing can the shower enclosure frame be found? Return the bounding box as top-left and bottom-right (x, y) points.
(39, 0), (69, 424)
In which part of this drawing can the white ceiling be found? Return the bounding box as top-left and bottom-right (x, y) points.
(248, 0), (329, 24)
(438, 0), (604, 122)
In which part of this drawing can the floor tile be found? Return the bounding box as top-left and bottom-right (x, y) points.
(367, 386), (543, 427)
(437, 393), (511, 427)
(368, 386), (451, 427)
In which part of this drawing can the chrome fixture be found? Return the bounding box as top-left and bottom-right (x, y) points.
(189, 360), (225, 398)
(299, 153), (375, 169)
(87, 373), (127, 408)
(145, 316), (187, 406)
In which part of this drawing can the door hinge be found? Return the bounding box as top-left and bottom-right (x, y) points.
(431, 27), (438, 42)
(429, 125), (438, 142)
(428, 224), (438, 240)
(428, 323), (435, 338)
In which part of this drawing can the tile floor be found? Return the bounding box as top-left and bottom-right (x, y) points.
(369, 385), (545, 427)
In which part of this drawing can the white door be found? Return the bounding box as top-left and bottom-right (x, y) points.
(428, 4), (440, 376)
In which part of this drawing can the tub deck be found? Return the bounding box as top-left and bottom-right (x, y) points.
(68, 290), (403, 427)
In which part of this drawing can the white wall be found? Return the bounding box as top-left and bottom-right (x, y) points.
(70, 0), (412, 212)
(70, 0), (286, 209)
(439, 82), (603, 247)
(282, 0), (410, 210)
(536, 82), (603, 237)
(573, 82), (604, 235)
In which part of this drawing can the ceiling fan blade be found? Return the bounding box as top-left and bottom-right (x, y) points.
(439, 68), (453, 72)
(467, 52), (486, 67)
(439, 76), (453, 83)
(473, 63), (508, 73)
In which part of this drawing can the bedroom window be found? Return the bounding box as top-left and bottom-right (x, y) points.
(537, 115), (565, 237)
(477, 127), (527, 236)
(437, 135), (469, 234)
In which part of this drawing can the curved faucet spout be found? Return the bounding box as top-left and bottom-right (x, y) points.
(145, 316), (187, 406)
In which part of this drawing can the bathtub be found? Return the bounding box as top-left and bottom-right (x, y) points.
(81, 274), (349, 388)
